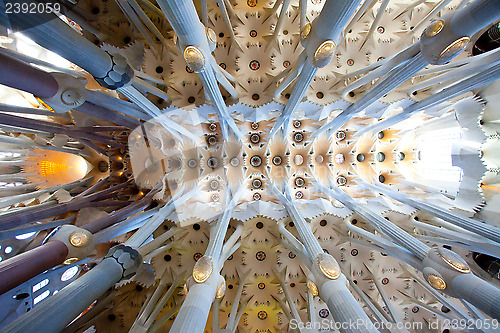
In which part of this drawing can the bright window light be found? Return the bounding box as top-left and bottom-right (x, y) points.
(15, 232), (36, 240)
(33, 290), (50, 305)
(61, 266), (79, 282)
(32, 278), (49, 293)
(418, 127), (464, 183)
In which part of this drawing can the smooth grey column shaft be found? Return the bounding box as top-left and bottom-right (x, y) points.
(0, 257), (123, 333)
(0, 240), (68, 295)
(75, 102), (141, 129)
(0, 52), (58, 98)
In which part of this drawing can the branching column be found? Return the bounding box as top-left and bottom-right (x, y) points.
(271, 185), (378, 333)
(156, 0), (243, 140)
(315, 0), (500, 137)
(359, 181), (500, 244)
(318, 182), (500, 320)
(0, 8), (133, 90)
(0, 184), (156, 295)
(0, 244), (142, 333)
(357, 60), (500, 135)
(269, 0), (362, 137)
(170, 190), (242, 332)
(0, 51), (141, 127)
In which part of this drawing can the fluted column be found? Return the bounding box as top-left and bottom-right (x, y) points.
(272, 185), (323, 256)
(269, 61), (318, 138)
(318, 182), (500, 320)
(359, 181), (500, 244)
(357, 60), (500, 135)
(125, 187), (198, 248)
(269, 0), (362, 136)
(0, 49), (144, 127)
(1, 8), (110, 83)
(156, 0), (243, 140)
(0, 224), (93, 295)
(74, 101), (141, 129)
(314, 53), (428, 137)
(316, 0), (500, 136)
(170, 190), (241, 332)
(170, 273), (220, 332)
(317, 182), (430, 260)
(1, 6), (135, 92)
(0, 183), (151, 294)
(422, 247), (500, 320)
(450, 0), (500, 37)
(271, 184), (378, 333)
(83, 190), (157, 234)
(320, 276), (378, 333)
(0, 180), (130, 230)
(451, 274), (500, 319)
(0, 244), (142, 333)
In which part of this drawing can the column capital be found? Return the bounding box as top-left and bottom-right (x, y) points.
(42, 72), (87, 113)
(95, 52), (134, 90)
(422, 246), (471, 295)
(45, 225), (94, 263)
(420, 13), (470, 65)
(105, 244), (142, 280)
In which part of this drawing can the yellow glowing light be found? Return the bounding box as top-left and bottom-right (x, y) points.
(216, 280), (226, 299)
(183, 46), (205, 72)
(24, 149), (90, 189)
(36, 98), (54, 112)
(69, 232), (89, 247)
(424, 20), (445, 38)
(307, 279), (319, 296)
(317, 253), (340, 280)
(438, 37), (470, 63)
(193, 256), (213, 283)
(438, 248), (470, 273)
(427, 274), (446, 290)
(313, 40), (336, 67)
(63, 258), (79, 265)
(301, 23), (311, 40)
